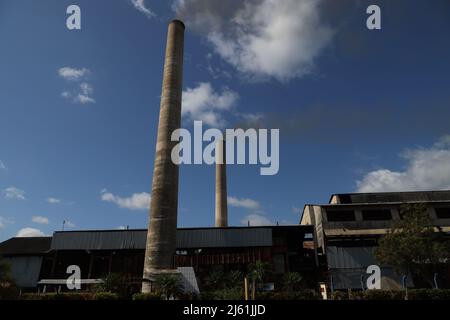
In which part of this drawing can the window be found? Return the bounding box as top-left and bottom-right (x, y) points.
(362, 209), (392, 221)
(435, 207), (450, 219)
(326, 210), (355, 222)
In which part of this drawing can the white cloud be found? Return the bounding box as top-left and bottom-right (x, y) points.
(228, 196), (261, 210)
(64, 220), (76, 228)
(16, 227), (46, 237)
(357, 135), (450, 192)
(32, 216), (49, 225)
(130, 0), (155, 18)
(182, 82), (238, 126)
(61, 91), (71, 98)
(241, 214), (273, 226)
(117, 225), (127, 230)
(47, 197), (61, 204)
(58, 67), (90, 81)
(175, 0), (333, 82)
(100, 190), (151, 210)
(4, 186), (26, 200)
(0, 160), (6, 170)
(74, 93), (96, 104)
(0, 216), (13, 229)
(59, 67), (95, 104)
(292, 206), (302, 214)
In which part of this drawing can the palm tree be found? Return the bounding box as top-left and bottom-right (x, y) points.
(248, 261), (267, 300)
(282, 272), (302, 293)
(153, 274), (183, 300)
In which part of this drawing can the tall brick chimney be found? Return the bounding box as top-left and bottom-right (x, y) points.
(142, 19), (185, 293)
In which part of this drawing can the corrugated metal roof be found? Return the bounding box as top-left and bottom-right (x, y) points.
(50, 227), (273, 250)
(51, 230), (146, 250)
(0, 237), (51, 255)
(176, 228), (272, 248)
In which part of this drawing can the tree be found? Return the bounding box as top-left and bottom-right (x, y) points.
(282, 272), (303, 293)
(248, 261), (268, 300)
(375, 203), (449, 290)
(153, 273), (183, 300)
(94, 273), (130, 298)
(0, 256), (18, 300)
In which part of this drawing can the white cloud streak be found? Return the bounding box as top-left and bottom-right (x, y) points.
(130, 0), (155, 18)
(357, 135), (450, 192)
(32, 216), (49, 225)
(47, 197), (61, 204)
(292, 206), (302, 214)
(100, 190), (151, 210)
(16, 227), (46, 237)
(240, 214), (273, 226)
(228, 196), (261, 210)
(58, 67), (90, 81)
(4, 186), (26, 200)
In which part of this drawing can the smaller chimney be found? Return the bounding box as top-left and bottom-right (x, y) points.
(215, 138), (228, 227)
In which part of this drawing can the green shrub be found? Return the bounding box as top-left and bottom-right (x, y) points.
(255, 290), (319, 300)
(348, 290), (365, 300)
(211, 288), (243, 300)
(364, 290), (403, 300)
(0, 283), (19, 300)
(177, 292), (200, 300)
(331, 291), (348, 300)
(132, 292), (161, 300)
(291, 289), (320, 300)
(21, 292), (118, 300)
(408, 289), (450, 300)
(93, 292), (119, 300)
(21, 292), (92, 300)
(200, 288), (243, 300)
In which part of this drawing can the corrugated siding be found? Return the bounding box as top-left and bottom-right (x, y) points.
(51, 228), (273, 250)
(51, 231), (147, 250)
(330, 268), (414, 290)
(327, 246), (377, 268)
(327, 246), (415, 289)
(176, 228), (272, 248)
(4, 256), (42, 288)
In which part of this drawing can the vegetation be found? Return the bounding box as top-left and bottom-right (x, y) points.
(132, 292), (161, 300)
(256, 290), (319, 300)
(375, 204), (450, 290)
(331, 289), (450, 300)
(204, 270), (243, 291)
(248, 261), (268, 300)
(282, 272), (303, 293)
(0, 256), (19, 300)
(21, 292), (119, 300)
(201, 269), (244, 300)
(201, 288), (243, 300)
(153, 273), (183, 300)
(93, 273), (131, 299)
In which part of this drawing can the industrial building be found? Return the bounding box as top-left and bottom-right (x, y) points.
(0, 225), (317, 292)
(301, 190), (450, 290)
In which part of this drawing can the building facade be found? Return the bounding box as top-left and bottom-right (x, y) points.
(301, 190), (450, 290)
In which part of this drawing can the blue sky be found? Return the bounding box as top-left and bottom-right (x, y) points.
(1, 0), (450, 240)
